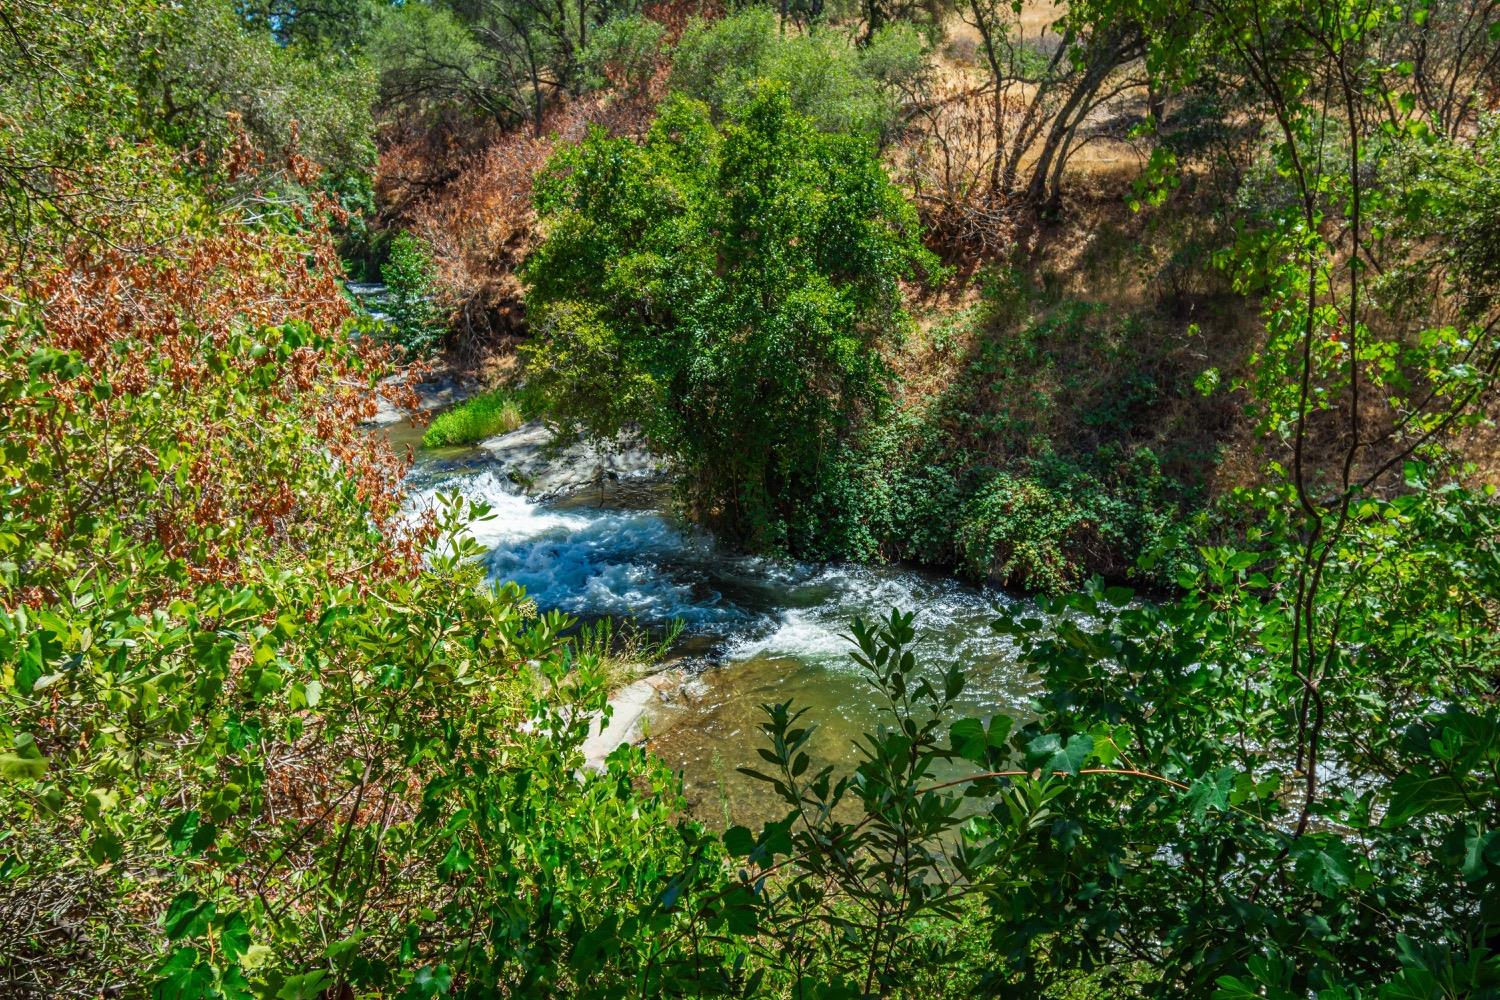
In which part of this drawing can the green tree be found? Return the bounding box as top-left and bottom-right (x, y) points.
(581, 12), (667, 97)
(670, 8), (927, 141)
(140, 0), (378, 175)
(372, 0), (645, 136)
(0, 0), (377, 263)
(0, 0), (161, 259)
(524, 86), (938, 551)
(381, 230), (445, 357)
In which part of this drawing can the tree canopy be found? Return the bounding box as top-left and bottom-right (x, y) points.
(525, 86), (938, 550)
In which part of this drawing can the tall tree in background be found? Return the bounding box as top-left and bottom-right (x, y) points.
(954, 0), (1195, 208)
(373, 0), (645, 135)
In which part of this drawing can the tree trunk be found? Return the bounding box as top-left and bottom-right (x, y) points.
(968, 0), (1006, 195)
(1023, 66), (1097, 203)
(1023, 30), (1139, 205)
(999, 31), (1073, 193)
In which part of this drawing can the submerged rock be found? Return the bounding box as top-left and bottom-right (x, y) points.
(478, 421), (667, 501)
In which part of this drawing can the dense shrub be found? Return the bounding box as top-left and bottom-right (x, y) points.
(955, 451), (1182, 593)
(524, 86), (938, 551)
(145, 0), (378, 175)
(957, 472), (1082, 593)
(380, 230), (445, 356)
(370, 0), (646, 136)
(669, 8), (926, 140)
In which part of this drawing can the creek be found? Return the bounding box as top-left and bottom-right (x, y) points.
(401, 432), (1040, 827)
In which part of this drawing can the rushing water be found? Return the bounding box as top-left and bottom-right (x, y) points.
(405, 445), (1038, 825)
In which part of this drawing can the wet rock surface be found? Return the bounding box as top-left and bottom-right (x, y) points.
(580, 668), (696, 769)
(478, 421), (667, 501)
(366, 369), (479, 427)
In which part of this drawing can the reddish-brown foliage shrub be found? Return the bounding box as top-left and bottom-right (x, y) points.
(377, 94), (660, 360)
(3, 195), (430, 605)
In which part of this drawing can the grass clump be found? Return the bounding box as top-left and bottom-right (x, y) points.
(575, 617), (685, 691)
(422, 387), (527, 447)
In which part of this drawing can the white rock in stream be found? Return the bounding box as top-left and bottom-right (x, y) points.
(479, 421), (666, 500)
(581, 671), (684, 769)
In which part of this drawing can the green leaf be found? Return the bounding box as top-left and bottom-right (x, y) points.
(152, 947), (216, 1000)
(1183, 768), (1236, 821)
(219, 911), (251, 958)
(167, 810), (202, 854)
(950, 715), (1013, 764)
(164, 892), (215, 941)
(326, 931), (367, 961)
(275, 971), (333, 1000)
(1026, 733), (1093, 775)
(724, 825), (756, 857)
(1386, 772), (1468, 825)
(1290, 836), (1363, 897)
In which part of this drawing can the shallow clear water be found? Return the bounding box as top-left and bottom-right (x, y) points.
(406, 449), (1038, 825)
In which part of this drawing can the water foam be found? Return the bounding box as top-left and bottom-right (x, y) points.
(407, 465), (1023, 675)
(407, 469), (743, 624)
(721, 562), (1015, 668)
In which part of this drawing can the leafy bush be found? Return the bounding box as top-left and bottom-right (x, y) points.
(370, 0), (644, 135)
(956, 451), (1182, 594)
(582, 13), (667, 96)
(422, 387), (528, 447)
(779, 371), (1189, 589)
(957, 472), (1082, 593)
(380, 229), (445, 356)
(716, 476), (1500, 993)
(525, 86), (938, 552)
(669, 9), (926, 140)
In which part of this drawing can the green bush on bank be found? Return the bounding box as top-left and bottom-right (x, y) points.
(525, 86), (938, 553)
(794, 419), (1187, 593)
(955, 450), (1184, 594)
(422, 387), (528, 447)
(811, 265), (1208, 590)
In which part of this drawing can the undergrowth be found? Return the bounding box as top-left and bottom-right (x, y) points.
(422, 386), (532, 447)
(575, 617), (685, 690)
(787, 261), (1216, 592)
